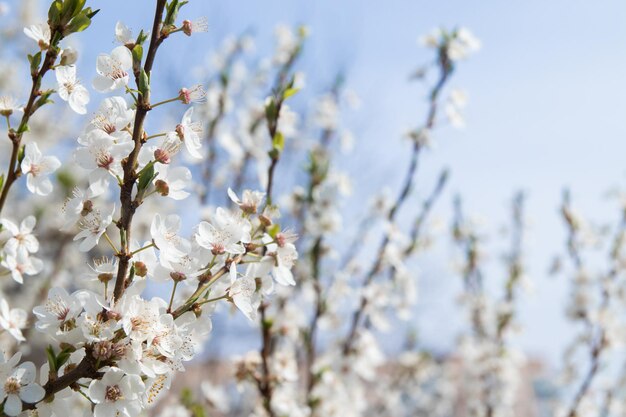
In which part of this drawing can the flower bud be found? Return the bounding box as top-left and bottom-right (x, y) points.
(134, 261), (148, 277)
(182, 20), (193, 36)
(155, 179), (169, 196)
(198, 271), (212, 284)
(154, 148), (171, 164)
(60, 47), (78, 66)
(170, 271), (187, 282)
(192, 303), (203, 317)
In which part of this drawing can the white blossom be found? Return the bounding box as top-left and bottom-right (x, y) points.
(0, 354), (45, 416)
(93, 46), (133, 92)
(73, 205), (115, 252)
(20, 143), (61, 195)
(88, 368), (144, 417)
(24, 23), (51, 50)
(55, 65), (90, 114)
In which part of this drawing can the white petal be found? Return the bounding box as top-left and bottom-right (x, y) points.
(4, 394), (22, 416)
(19, 384), (45, 403)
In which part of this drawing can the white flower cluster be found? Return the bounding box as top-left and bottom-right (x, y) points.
(0, 8), (299, 416)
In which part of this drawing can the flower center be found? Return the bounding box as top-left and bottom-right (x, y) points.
(96, 151), (114, 169)
(4, 377), (20, 395)
(105, 384), (123, 402)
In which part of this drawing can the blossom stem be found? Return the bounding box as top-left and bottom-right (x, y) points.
(172, 254), (243, 319)
(150, 96), (180, 108)
(125, 86), (138, 104)
(131, 242), (155, 256)
(167, 281), (179, 312)
(197, 294), (228, 305)
(145, 132), (166, 140)
(103, 232), (119, 255)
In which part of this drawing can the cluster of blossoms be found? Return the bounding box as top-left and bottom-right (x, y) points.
(0, 0), (301, 415)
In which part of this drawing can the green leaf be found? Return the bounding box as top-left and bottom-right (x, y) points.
(0, 174), (5, 191)
(282, 87), (300, 100)
(137, 69), (150, 97)
(264, 98), (277, 121)
(65, 13), (91, 34)
(46, 345), (57, 373)
(56, 348), (72, 369)
(48, 1), (62, 25)
(60, 0), (77, 22)
(267, 223), (280, 238)
(132, 44), (143, 66)
(28, 52), (42, 75)
(136, 30), (148, 46)
(137, 162), (155, 191)
(164, 0), (189, 25)
(70, 0), (86, 18)
(84, 7), (99, 19)
(17, 145), (25, 164)
(272, 131), (284, 152)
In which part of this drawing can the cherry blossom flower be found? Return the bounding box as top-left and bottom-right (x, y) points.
(93, 46), (133, 92)
(227, 188), (265, 214)
(118, 296), (164, 343)
(129, 240), (158, 279)
(258, 233), (298, 286)
(153, 137), (182, 164)
(0, 356), (45, 416)
(73, 205), (115, 252)
(0, 299), (26, 342)
(0, 96), (20, 117)
(153, 254), (200, 284)
(178, 85), (207, 104)
(447, 27), (481, 60)
(115, 21), (134, 46)
(154, 165), (192, 200)
(195, 208), (251, 255)
(61, 187), (94, 231)
(228, 271), (260, 321)
(23, 22), (51, 50)
(33, 287), (84, 343)
(55, 65), (90, 114)
(74, 131), (134, 196)
(0, 215), (38, 258)
(60, 47), (78, 66)
(86, 96), (134, 142)
(88, 368), (144, 417)
(1, 252), (43, 284)
(20, 143), (61, 195)
(181, 17), (208, 36)
(87, 256), (117, 288)
(150, 214), (190, 267)
(172, 107), (203, 159)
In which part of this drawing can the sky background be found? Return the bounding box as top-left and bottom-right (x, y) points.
(7, 0), (626, 367)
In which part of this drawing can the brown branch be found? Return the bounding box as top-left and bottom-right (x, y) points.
(113, 0), (168, 302)
(342, 55), (452, 355)
(562, 199), (626, 417)
(0, 40), (59, 215)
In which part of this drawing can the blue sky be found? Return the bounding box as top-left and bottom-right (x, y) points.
(8, 0), (626, 364)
